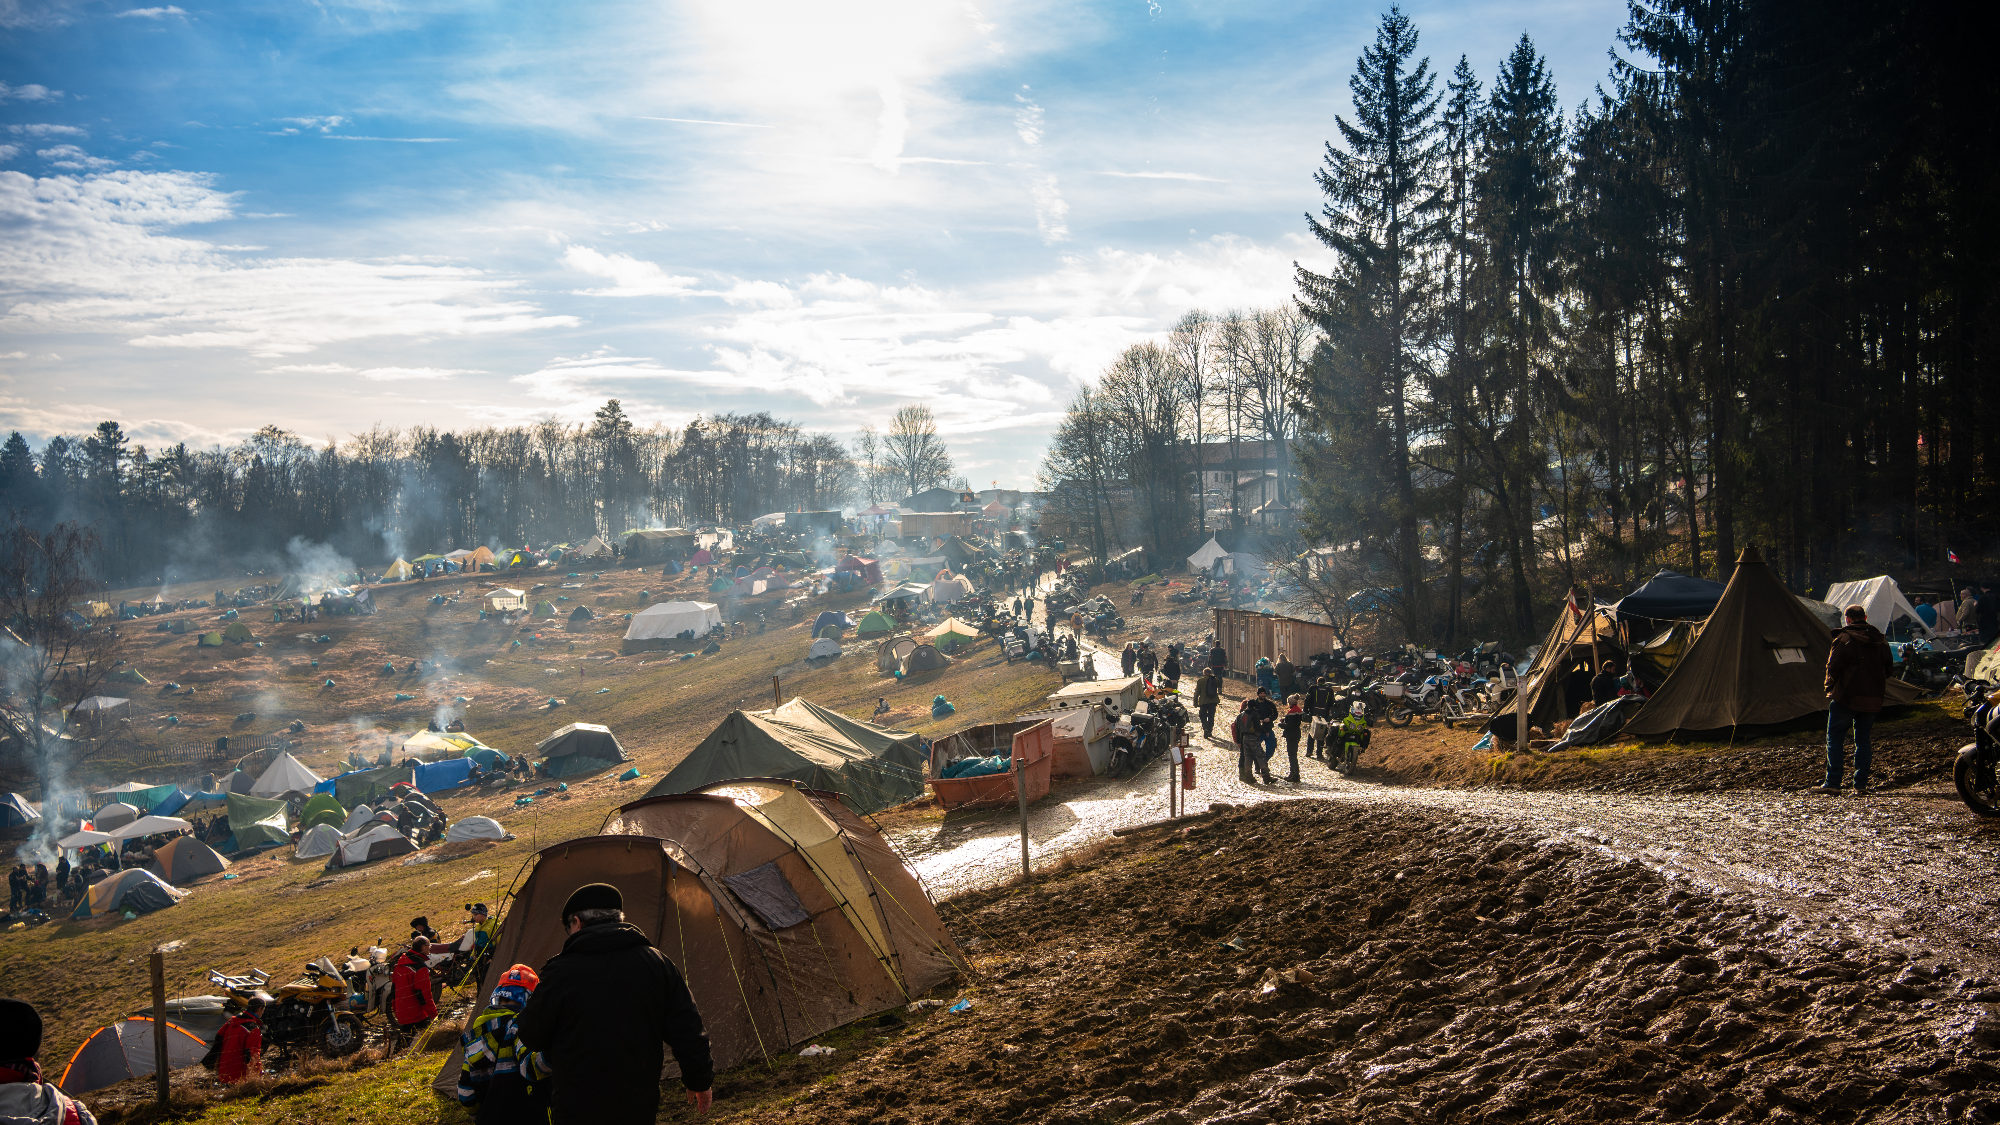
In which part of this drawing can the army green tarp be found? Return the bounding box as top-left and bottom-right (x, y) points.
(325, 763), (419, 808)
(1624, 547), (1919, 738)
(646, 698), (926, 813)
(224, 792), (291, 851)
(536, 723), (630, 779)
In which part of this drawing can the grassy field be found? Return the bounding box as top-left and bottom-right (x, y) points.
(2, 560), (1059, 1091)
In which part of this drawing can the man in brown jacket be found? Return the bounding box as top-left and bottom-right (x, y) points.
(1820, 605), (1894, 794)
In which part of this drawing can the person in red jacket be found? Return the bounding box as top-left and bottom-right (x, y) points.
(392, 937), (439, 1049)
(213, 997), (263, 1085)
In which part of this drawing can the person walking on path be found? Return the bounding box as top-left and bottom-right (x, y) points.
(1135, 645), (1158, 681)
(1230, 700), (1258, 783)
(1280, 695), (1306, 783)
(1208, 640), (1228, 678)
(214, 997), (264, 1085)
(1120, 643), (1138, 678)
(516, 883), (714, 1123)
(1821, 604), (1893, 794)
(1160, 649), (1183, 691)
(1193, 669), (1221, 739)
(1, 997), (99, 1124)
(392, 937), (439, 1049)
(1305, 675), (1340, 762)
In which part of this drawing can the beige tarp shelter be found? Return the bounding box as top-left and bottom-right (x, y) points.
(571, 536), (613, 559)
(487, 588), (527, 612)
(927, 572), (974, 605)
(1506, 602), (1622, 733)
(430, 779), (962, 1098)
(1625, 547), (1919, 738)
(147, 837), (229, 884)
(648, 699), (927, 813)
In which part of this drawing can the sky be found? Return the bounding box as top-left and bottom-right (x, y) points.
(0, 0), (1629, 489)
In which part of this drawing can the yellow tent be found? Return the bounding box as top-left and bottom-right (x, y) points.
(466, 546), (496, 570)
(384, 558), (415, 582)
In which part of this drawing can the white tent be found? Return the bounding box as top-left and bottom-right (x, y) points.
(928, 572), (974, 605)
(107, 815), (192, 841)
(487, 588), (528, 612)
(250, 751), (323, 798)
(326, 822), (417, 869)
(294, 823), (342, 859)
(443, 816), (506, 843)
(1824, 576), (1933, 636)
(1186, 536), (1228, 572)
(340, 804), (375, 833)
(92, 802), (138, 830)
(750, 512), (786, 529)
(58, 828), (115, 851)
(624, 601), (723, 643)
(807, 636), (842, 660)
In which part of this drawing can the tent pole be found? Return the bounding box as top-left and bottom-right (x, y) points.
(150, 949), (169, 1109)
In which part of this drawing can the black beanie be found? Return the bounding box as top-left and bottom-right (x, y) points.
(0, 997), (42, 1059)
(561, 883), (621, 921)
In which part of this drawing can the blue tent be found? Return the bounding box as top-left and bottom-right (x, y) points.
(811, 610), (853, 638)
(412, 757), (476, 794)
(0, 792), (39, 830)
(1614, 570), (1727, 623)
(149, 788), (191, 817)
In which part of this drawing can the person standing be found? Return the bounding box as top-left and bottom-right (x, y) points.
(392, 937), (439, 1048)
(1, 996), (99, 1124)
(214, 997), (264, 1085)
(52, 856), (68, 904)
(1135, 645), (1158, 682)
(1208, 639), (1228, 678)
(1305, 675), (1340, 762)
(1160, 649), (1183, 691)
(516, 883), (714, 1122)
(1244, 688), (1278, 783)
(1193, 669), (1221, 739)
(1120, 643), (1138, 678)
(1279, 695), (1306, 783)
(1821, 605), (1893, 795)
(1275, 653), (1297, 699)
(7, 866), (22, 914)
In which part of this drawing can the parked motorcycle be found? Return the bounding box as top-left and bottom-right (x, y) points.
(207, 961), (367, 1058)
(1956, 682), (2000, 817)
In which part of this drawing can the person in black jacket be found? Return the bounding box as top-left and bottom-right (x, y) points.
(516, 884), (714, 1122)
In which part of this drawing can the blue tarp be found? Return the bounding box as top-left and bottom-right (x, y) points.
(940, 755), (1010, 779)
(412, 757), (476, 793)
(150, 788), (191, 817)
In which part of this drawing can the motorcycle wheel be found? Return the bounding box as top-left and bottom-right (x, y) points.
(1387, 706), (1414, 728)
(1954, 753), (2000, 817)
(317, 1013), (365, 1057)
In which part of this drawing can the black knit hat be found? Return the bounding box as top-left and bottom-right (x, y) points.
(0, 997), (42, 1059)
(561, 882), (621, 921)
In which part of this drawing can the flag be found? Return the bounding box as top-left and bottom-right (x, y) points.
(1949, 548), (1961, 565)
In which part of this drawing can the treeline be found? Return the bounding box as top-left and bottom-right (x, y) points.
(0, 401), (955, 587)
(1050, 0), (1997, 645)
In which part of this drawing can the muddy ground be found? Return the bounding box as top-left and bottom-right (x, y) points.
(700, 800), (2000, 1125)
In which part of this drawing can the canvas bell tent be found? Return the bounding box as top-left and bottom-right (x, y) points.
(648, 699), (928, 814)
(432, 779), (961, 1098)
(1624, 547), (1916, 738)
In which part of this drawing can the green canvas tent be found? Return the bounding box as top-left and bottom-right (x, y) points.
(222, 622), (253, 643)
(536, 723), (630, 779)
(1624, 546), (1919, 738)
(329, 763), (418, 808)
(224, 792), (291, 851)
(855, 609), (896, 638)
(299, 793), (346, 831)
(646, 698), (927, 814)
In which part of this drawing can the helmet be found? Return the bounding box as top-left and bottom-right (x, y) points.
(1350, 703), (1367, 717)
(496, 964), (540, 992)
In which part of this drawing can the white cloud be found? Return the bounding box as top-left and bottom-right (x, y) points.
(0, 82), (61, 101)
(114, 5), (187, 17)
(1091, 169), (1226, 183)
(0, 145), (17, 163)
(1030, 173), (1068, 243)
(561, 244), (699, 298)
(276, 115), (348, 134)
(266, 362), (355, 375)
(7, 123), (85, 137)
(0, 169), (578, 357)
(356, 366), (479, 381)
(1013, 91), (1044, 146)
(36, 144), (114, 171)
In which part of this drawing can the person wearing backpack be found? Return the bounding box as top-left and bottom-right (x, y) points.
(212, 997), (263, 1085)
(457, 965), (552, 1125)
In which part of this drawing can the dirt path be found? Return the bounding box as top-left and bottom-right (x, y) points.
(891, 726), (2000, 976)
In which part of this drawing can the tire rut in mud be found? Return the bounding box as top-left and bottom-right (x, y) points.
(750, 800), (2000, 1125)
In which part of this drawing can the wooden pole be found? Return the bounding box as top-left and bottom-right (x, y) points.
(1014, 752), (1031, 882)
(772, 675), (782, 707)
(150, 950), (169, 1109)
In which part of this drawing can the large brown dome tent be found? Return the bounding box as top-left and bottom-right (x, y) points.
(1623, 547), (1918, 738)
(646, 698), (927, 813)
(432, 778), (962, 1096)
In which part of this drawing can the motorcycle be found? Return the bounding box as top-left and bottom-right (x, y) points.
(1362, 680), (1416, 727)
(1956, 682), (2000, 817)
(207, 961), (367, 1058)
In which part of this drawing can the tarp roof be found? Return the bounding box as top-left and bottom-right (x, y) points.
(647, 698), (927, 814)
(1613, 569), (1727, 623)
(224, 792), (291, 850)
(107, 814), (192, 841)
